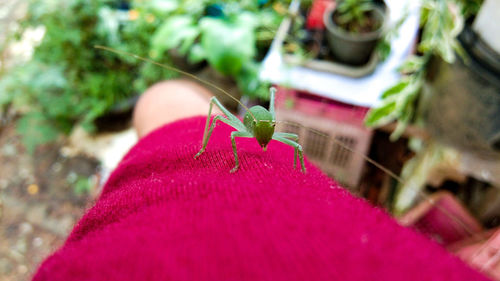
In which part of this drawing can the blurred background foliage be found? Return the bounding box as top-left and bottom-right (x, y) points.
(364, 0), (484, 140)
(0, 0), (290, 152)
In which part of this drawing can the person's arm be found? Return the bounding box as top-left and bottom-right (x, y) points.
(33, 80), (489, 281)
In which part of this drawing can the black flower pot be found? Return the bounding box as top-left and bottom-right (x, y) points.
(323, 5), (386, 66)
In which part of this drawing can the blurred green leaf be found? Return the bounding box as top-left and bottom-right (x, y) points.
(188, 44), (206, 63)
(151, 15), (200, 58)
(398, 56), (426, 74)
(70, 174), (93, 195)
(335, 0), (378, 33)
(236, 61), (269, 99)
(200, 13), (257, 76)
(376, 39), (391, 61)
(17, 112), (59, 153)
(367, 0), (467, 140)
(366, 74), (421, 132)
(2, 0), (282, 152)
(390, 103), (413, 141)
(381, 80), (410, 98)
(365, 100), (397, 127)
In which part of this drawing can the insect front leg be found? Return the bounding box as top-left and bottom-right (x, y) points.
(230, 131), (253, 173)
(194, 115), (243, 159)
(272, 133), (306, 173)
(269, 87), (277, 119)
(274, 132), (300, 168)
(273, 132), (298, 141)
(196, 98), (216, 156)
(194, 97), (245, 159)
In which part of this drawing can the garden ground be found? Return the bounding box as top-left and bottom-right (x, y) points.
(0, 121), (99, 281)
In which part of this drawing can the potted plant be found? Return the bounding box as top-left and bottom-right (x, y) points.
(323, 0), (387, 65)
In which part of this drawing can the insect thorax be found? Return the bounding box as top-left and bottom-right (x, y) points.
(243, 106), (272, 129)
(243, 106), (275, 148)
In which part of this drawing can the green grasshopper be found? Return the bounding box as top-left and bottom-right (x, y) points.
(194, 87), (305, 173)
(95, 46), (306, 173)
(95, 46), (485, 237)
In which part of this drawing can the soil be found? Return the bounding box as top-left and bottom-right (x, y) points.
(332, 10), (382, 34)
(0, 120), (99, 281)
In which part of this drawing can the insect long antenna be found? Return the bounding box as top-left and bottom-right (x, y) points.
(94, 45), (257, 121)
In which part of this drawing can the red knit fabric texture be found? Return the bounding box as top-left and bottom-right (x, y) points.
(33, 116), (489, 281)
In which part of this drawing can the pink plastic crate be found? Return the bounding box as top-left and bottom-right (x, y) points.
(275, 87), (370, 126)
(399, 191), (483, 246)
(450, 228), (500, 280)
(274, 86), (372, 189)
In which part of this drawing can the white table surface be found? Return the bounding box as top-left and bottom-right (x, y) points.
(260, 0), (421, 108)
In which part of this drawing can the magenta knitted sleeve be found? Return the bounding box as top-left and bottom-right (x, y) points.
(33, 116), (489, 281)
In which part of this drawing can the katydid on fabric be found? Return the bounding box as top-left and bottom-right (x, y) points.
(33, 116), (489, 281)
